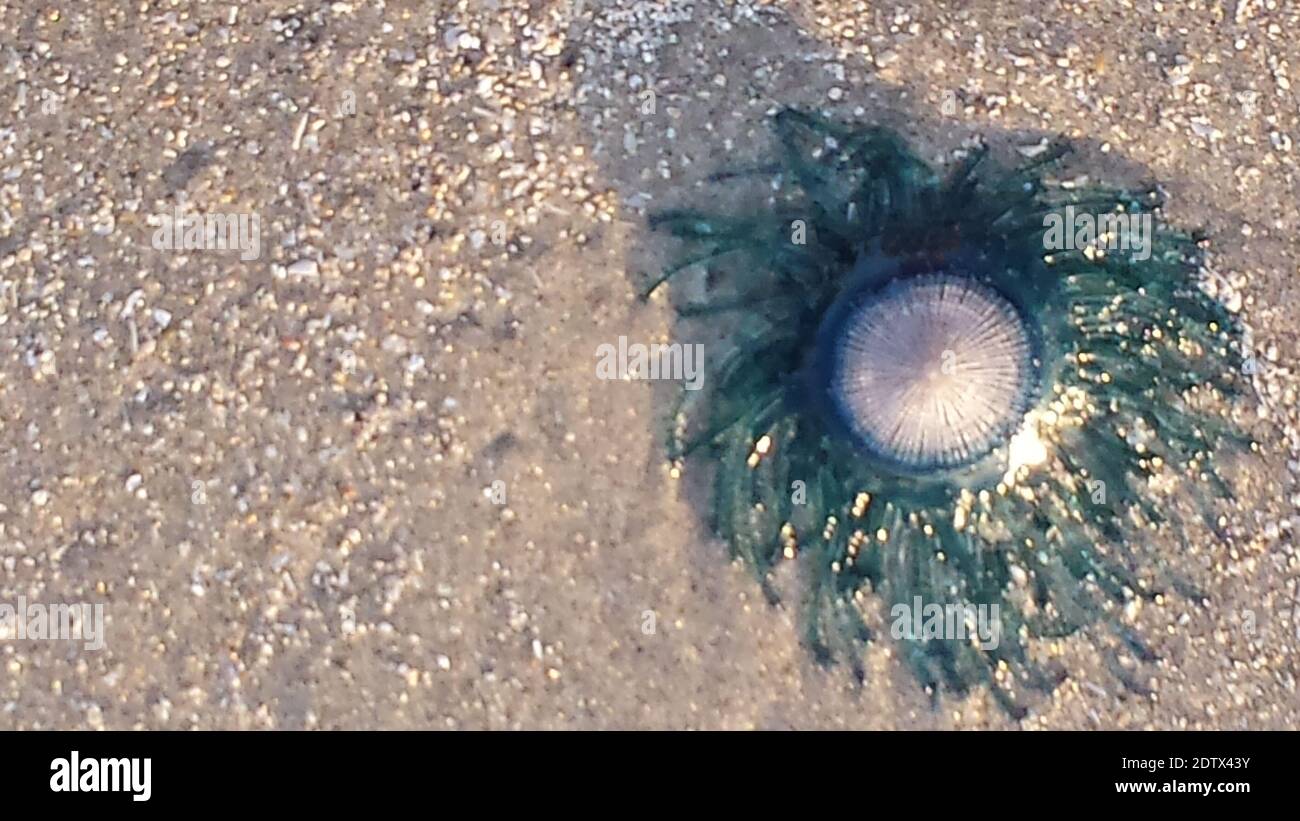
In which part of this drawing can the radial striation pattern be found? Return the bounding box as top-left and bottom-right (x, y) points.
(826, 273), (1038, 470)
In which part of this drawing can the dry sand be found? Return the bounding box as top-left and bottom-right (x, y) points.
(0, 0), (1296, 729)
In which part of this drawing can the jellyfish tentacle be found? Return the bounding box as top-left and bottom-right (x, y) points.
(650, 111), (1253, 717)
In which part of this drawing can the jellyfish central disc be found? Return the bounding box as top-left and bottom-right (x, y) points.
(827, 272), (1037, 471)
